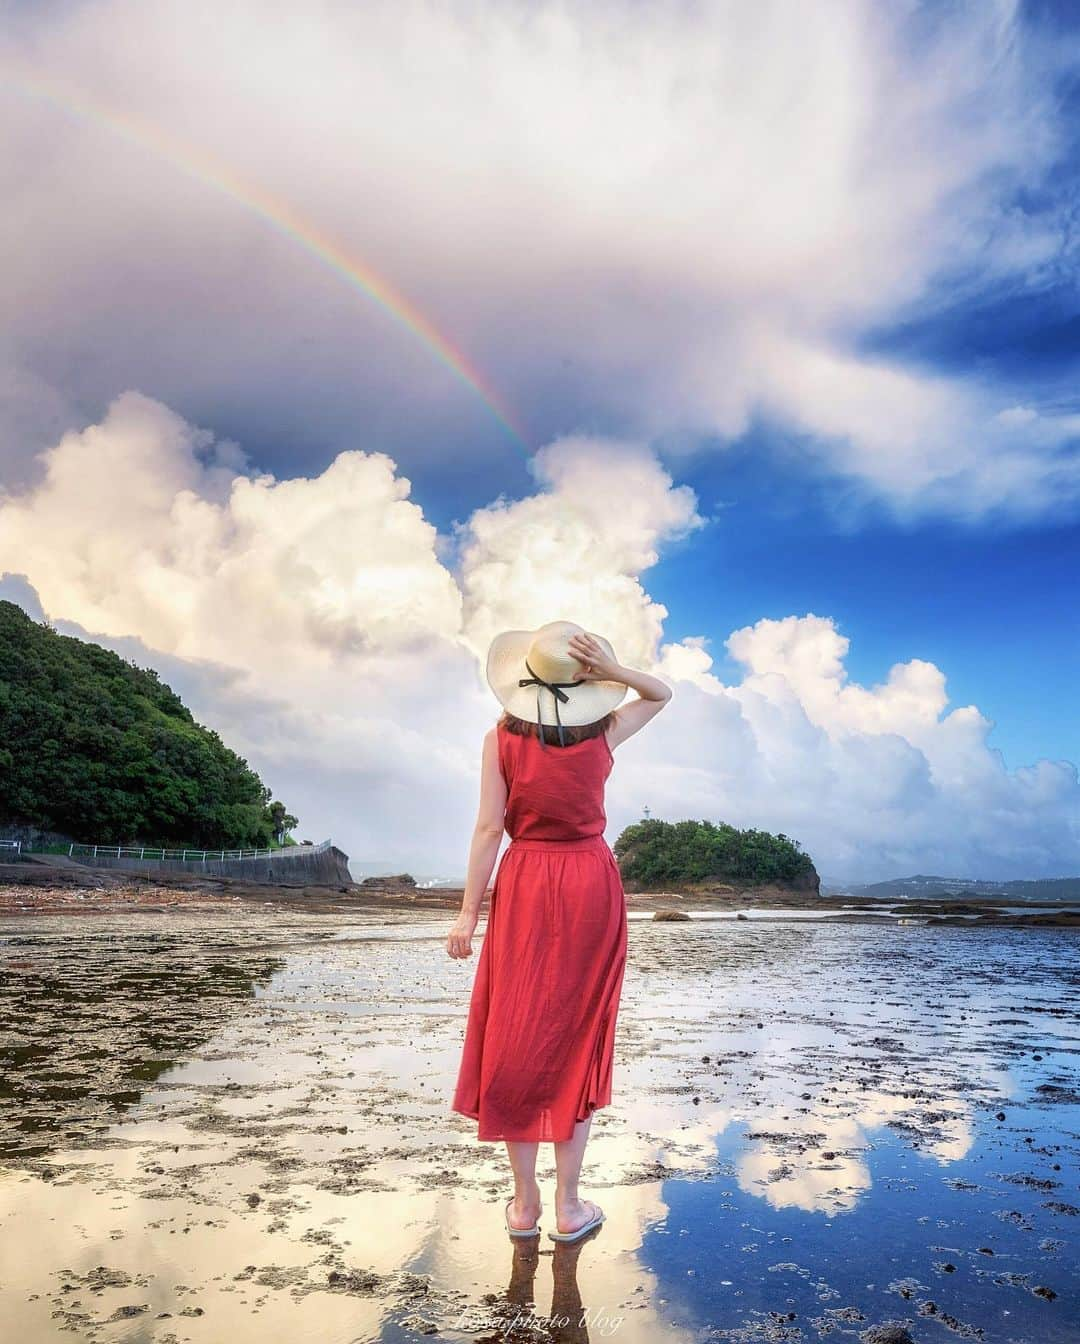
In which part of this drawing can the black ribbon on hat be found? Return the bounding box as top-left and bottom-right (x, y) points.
(518, 659), (580, 748)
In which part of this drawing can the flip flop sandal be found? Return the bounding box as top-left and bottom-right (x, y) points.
(547, 1199), (605, 1242)
(505, 1197), (542, 1237)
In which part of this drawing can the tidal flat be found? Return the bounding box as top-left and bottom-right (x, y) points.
(0, 905), (1077, 1344)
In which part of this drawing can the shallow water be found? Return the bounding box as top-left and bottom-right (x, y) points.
(1, 910), (1077, 1343)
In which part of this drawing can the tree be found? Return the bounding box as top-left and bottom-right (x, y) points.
(268, 801), (299, 845)
(613, 817), (817, 886)
(0, 600), (298, 848)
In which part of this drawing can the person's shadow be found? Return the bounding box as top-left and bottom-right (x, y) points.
(504, 1224), (604, 1343)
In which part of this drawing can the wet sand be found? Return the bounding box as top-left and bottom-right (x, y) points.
(1, 878), (1078, 1342)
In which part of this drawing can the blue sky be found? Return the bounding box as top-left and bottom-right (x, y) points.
(658, 455), (1080, 775)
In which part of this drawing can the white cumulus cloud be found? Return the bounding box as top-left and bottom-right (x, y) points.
(2, 393), (1077, 881)
(458, 436), (704, 668)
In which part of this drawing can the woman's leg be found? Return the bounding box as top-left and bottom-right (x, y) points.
(505, 1140), (542, 1229)
(553, 1114), (602, 1234)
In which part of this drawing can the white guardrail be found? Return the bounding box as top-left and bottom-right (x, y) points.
(66, 838), (332, 863)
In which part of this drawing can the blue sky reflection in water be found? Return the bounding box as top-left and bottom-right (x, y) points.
(641, 1123), (1079, 1342)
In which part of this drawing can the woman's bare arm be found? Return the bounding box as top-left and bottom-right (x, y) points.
(446, 727), (508, 959)
(567, 630), (673, 749)
(604, 669), (673, 748)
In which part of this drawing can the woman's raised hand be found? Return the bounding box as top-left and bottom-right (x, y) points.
(567, 631), (623, 683)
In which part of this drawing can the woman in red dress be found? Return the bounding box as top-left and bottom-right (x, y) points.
(447, 620), (672, 1242)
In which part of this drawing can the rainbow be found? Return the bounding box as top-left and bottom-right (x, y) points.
(1, 68), (530, 452)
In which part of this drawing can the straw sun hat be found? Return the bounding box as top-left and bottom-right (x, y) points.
(486, 619), (627, 746)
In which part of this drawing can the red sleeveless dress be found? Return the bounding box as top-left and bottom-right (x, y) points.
(451, 722), (629, 1143)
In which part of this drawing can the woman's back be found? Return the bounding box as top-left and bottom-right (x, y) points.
(497, 722), (613, 842)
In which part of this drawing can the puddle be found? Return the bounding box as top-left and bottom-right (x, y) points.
(1, 909), (1077, 1341)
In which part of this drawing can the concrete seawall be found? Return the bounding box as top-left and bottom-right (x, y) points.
(70, 845), (353, 887)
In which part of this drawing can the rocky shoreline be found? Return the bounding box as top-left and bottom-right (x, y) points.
(2, 860), (1078, 926)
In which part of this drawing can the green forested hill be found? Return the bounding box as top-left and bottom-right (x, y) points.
(0, 600), (293, 848)
(614, 818), (819, 889)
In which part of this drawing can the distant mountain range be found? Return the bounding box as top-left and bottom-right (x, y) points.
(823, 873), (1080, 903)
(355, 863), (1080, 901)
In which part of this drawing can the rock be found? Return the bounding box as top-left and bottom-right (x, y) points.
(104, 1305), (148, 1322)
(327, 1268), (384, 1294)
(859, 1324), (916, 1344)
(1034, 1082), (1080, 1104)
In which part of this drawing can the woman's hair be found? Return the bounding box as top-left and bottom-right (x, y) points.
(499, 708), (615, 748)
